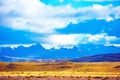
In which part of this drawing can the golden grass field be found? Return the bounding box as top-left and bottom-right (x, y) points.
(0, 62), (120, 77)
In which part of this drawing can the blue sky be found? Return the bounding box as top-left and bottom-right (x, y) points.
(0, 0), (120, 49)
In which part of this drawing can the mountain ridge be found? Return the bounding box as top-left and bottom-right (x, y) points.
(0, 43), (120, 62)
(70, 53), (120, 62)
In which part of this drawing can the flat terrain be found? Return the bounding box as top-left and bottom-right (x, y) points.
(0, 62), (120, 79)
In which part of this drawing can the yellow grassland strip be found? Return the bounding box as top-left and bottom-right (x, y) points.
(0, 71), (120, 77)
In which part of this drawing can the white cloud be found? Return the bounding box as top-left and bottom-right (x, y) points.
(42, 34), (79, 45)
(33, 33), (119, 49)
(59, 0), (64, 3)
(112, 6), (120, 19)
(104, 44), (120, 47)
(0, 33), (119, 49)
(88, 33), (118, 44)
(0, 43), (36, 49)
(0, 0), (120, 34)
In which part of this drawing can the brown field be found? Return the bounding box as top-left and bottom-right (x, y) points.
(0, 62), (120, 80)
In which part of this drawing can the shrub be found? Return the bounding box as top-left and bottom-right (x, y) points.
(6, 63), (16, 69)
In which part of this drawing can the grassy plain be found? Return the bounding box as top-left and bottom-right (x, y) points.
(0, 62), (120, 77)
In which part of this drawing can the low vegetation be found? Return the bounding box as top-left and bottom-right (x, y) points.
(0, 62), (120, 77)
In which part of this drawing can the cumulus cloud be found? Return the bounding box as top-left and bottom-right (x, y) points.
(88, 33), (118, 44)
(105, 44), (120, 47)
(0, 33), (119, 49)
(0, 0), (120, 34)
(0, 0), (120, 49)
(33, 33), (119, 49)
(0, 43), (36, 49)
(59, 0), (64, 3)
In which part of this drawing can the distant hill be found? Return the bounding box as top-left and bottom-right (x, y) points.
(70, 53), (120, 62)
(0, 43), (120, 62)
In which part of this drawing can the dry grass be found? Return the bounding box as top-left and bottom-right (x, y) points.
(0, 62), (120, 77)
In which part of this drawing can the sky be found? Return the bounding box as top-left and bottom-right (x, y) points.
(0, 0), (120, 49)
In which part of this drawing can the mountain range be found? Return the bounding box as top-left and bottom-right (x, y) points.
(71, 53), (120, 62)
(0, 43), (120, 62)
